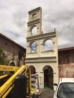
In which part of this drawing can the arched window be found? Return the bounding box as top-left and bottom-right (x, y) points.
(31, 42), (37, 53)
(44, 39), (53, 51)
(32, 27), (37, 35)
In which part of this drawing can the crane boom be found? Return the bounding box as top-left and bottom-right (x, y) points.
(0, 65), (34, 98)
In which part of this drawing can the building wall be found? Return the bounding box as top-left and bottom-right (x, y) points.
(58, 49), (74, 77)
(0, 35), (26, 66)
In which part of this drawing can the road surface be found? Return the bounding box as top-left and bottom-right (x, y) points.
(38, 89), (54, 98)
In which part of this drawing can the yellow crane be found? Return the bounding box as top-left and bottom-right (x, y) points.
(0, 65), (35, 98)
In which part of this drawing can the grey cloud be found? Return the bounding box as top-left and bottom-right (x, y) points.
(42, 3), (74, 48)
(59, 42), (74, 49)
(12, 9), (27, 27)
(0, 5), (8, 9)
(0, 0), (74, 49)
(5, 29), (20, 37)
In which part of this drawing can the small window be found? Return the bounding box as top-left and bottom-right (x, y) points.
(32, 13), (36, 18)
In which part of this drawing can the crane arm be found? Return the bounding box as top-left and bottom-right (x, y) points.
(0, 65), (19, 72)
(0, 65), (27, 98)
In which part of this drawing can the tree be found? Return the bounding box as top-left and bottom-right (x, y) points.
(0, 47), (8, 65)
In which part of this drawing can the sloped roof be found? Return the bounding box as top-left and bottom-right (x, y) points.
(58, 47), (74, 51)
(0, 33), (26, 51)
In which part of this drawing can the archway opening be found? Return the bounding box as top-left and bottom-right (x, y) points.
(9, 61), (15, 76)
(32, 27), (37, 35)
(10, 61), (15, 66)
(30, 42), (37, 53)
(44, 39), (53, 51)
(43, 66), (53, 89)
(29, 65), (36, 74)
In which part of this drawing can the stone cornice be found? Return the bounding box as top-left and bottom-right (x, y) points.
(25, 56), (57, 63)
(28, 7), (41, 13)
(27, 19), (41, 26)
(26, 56), (56, 60)
(25, 61), (56, 63)
(26, 32), (56, 41)
(41, 50), (54, 53)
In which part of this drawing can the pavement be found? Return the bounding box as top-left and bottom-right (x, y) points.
(38, 88), (54, 98)
(30, 88), (54, 98)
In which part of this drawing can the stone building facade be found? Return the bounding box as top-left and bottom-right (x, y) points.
(25, 7), (58, 90)
(0, 33), (26, 66)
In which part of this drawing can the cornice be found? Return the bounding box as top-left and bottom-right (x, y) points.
(28, 7), (41, 13)
(26, 32), (56, 41)
(25, 56), (56, 60)
(27, 19), (41, 26)
(25, 61), (56, 63)
(25, 56), (57, 63)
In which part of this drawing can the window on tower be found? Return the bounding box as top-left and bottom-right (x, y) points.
(32, 13), (37, 18)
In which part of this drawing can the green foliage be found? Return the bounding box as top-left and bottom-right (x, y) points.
(0, 47), (8, 65)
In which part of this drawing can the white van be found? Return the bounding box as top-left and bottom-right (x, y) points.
(54, 78), (74, 98)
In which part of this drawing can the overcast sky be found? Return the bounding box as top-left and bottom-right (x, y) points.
(0, 0), (74, 49)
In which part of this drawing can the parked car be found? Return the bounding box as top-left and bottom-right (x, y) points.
(54, 78), (74, 98)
